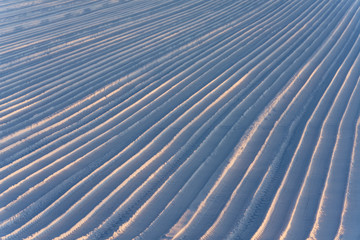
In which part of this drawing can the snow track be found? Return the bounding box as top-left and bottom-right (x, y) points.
(1, 0), (359, 239)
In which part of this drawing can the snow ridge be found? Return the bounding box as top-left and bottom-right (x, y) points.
(1, 0), (359, 239)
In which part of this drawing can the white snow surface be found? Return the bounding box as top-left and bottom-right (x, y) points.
(1, 0), (360, 239)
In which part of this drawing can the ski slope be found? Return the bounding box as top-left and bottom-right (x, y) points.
(1, 0), (360, 239)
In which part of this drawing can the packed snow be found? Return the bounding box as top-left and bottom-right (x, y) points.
(1, 0), (360, 239)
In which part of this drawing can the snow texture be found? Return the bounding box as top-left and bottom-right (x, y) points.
(0, 0), (360, 239)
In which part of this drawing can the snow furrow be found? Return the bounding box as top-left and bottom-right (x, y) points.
(1, 0), (359, 239)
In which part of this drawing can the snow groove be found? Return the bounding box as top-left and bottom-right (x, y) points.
(1, 0), (359, 239)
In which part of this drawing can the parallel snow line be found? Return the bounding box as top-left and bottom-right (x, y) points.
(0, 0), (219, 72)
(171, 0), (350, 238)
(138, 0), (341, 238)
(0, 1), (114, 31)
(0, 0), (268, 128)
(0, 0), (219, 109)
(253, 21), (360, 240)
(309, 40), (360, 240)
(223, 7), (360, 240)
(0, 0), (304, 215)
(0, 1), (103, 28)
(104, 0), (344, 237)
(0, 0), (268, 139)
(0, 0), (292, 193)
(38, 0), (324, 236)
(0, 0), (300, 234)
(335, 115), (360, 240)
(0, 0), (292, 228)
(1, 0), (359, 239)
(0, 0), (282, 159)
(281, 4), (360, 239)
(65, 0), (354, 237)
(0, 0), (292, 188)
(0, 0), (187, 51)
(0, 0), (280, 189)
(0, 1), (282, 176)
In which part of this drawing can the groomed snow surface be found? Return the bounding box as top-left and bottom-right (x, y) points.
(1, 0), (360, 239)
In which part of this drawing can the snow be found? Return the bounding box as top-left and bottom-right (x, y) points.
(1, 0), (360, 239)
